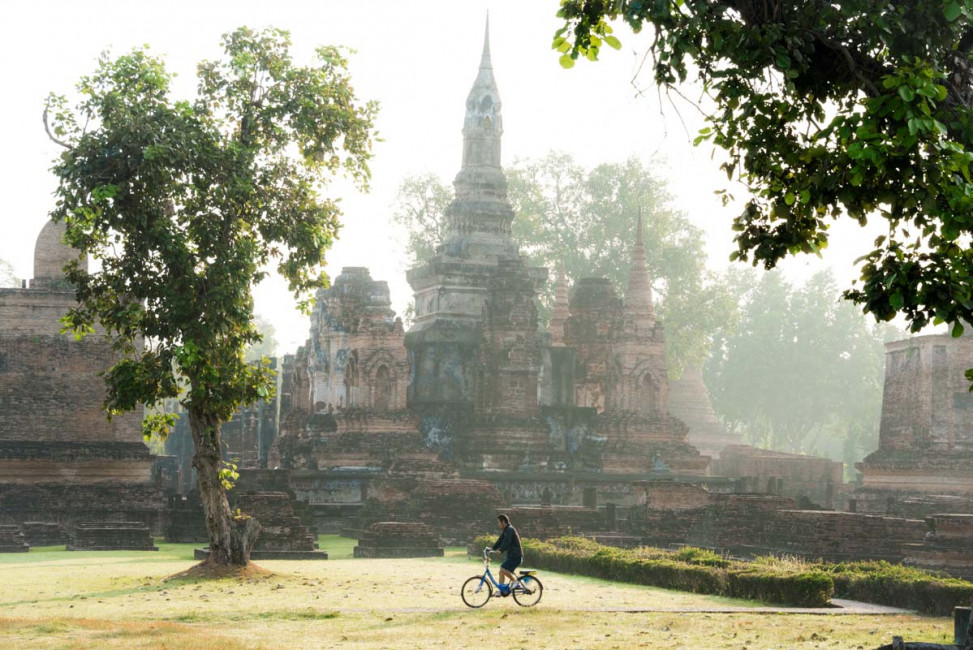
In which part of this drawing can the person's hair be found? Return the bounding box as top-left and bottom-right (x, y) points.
(497, 514), (510, 525)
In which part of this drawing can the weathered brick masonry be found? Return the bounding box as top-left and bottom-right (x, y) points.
(0, 221), (162, 532)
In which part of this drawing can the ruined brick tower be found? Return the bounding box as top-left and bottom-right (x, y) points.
(405, 21), (547, 411)
(0, 220), (162, 530)
(855, 332), (973, 512)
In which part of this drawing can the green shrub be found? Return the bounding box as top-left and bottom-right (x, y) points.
(727, 569), (833, 607)
(673, 546), (731, 568)
(819, 560), (973, 615)
(470, 536), (973, 614)
(471, 535), (832, 607)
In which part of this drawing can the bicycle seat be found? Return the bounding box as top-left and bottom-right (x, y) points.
(518, 570), (536, 576)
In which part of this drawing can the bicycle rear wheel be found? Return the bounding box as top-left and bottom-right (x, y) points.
(512, 575), (543, 607)
(461, 576), (493, 608)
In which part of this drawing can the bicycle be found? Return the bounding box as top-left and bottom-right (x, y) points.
(460, 548), (543, 608)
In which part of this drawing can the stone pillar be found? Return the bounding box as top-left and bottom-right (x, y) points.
(954, 606), (972, 646)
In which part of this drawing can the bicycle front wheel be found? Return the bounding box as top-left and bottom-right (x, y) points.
(513, 575), (543, 607)
(461, 576), (493, 608)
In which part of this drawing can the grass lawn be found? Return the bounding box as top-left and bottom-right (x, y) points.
(0, 536), (954, 649)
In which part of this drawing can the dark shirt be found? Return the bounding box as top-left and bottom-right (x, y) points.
(492, 525), (523, 560)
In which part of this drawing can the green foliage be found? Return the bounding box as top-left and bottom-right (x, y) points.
(705, 268), (898, 466)
(220, 461), (240, 490)
(48, 27), (376, 426)
(243, 314), (278, 363)
(554, 0), (973, 338)
(473, 535), (833, 607)
(0, 259), (18, 288)
(394, 153), (737, 372)
(476, 535), (973, 613)
(391, 172), (453, 272)
(46, 27), (377, 560)
(819, 560), (973, 615)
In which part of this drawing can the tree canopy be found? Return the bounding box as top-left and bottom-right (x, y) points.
(554, 0), (973, 343)
(393, 152), (736, 372)
(705, 269), (897, 469)
(46, 27), (377, 565)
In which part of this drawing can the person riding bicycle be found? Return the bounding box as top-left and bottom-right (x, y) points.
(490, 513), (523, 597)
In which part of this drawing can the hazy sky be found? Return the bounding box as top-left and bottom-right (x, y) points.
(0, 1), (880, 352)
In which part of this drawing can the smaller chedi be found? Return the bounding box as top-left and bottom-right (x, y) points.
(276, 266), (438, 474)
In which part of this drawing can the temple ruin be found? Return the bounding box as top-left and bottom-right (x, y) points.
(244, 24), (714, 543)
(8, 19), (972, 581)
(0, 220), (162, 545)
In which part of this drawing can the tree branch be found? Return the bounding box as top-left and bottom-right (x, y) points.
(42, 102), (71, 150)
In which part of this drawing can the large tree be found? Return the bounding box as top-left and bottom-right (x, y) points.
(392, 152), (736, 372)
(46, 28), (377, 566)
(554, 1), (973, 345)
(706, 269), (897, 468)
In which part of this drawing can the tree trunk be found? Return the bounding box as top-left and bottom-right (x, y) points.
(189, 407), (260, 566)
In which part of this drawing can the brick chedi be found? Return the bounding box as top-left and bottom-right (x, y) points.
(562, 214), (709, 475)
(856, 333), (973, 515)
(404, 23), (547, 420)
(225, 21), (721, 544)
(0, 220), (162, 531)
(668, 364), (742, 457)
(275, 267), (442, 474)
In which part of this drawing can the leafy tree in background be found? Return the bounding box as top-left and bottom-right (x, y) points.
(46, 28), (377, 566)
(554, 1), (973, 347)
(391, 173), (453, 272)
(393, 152), (736, 372)
(244, 315), (279, 364)
(705, 269), (898, 469)
(0, 259), (17, 288)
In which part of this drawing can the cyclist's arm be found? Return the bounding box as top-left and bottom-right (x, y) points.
(492, 528), (510, 553)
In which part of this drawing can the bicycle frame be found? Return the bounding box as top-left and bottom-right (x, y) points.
(474, 551), (521, 593)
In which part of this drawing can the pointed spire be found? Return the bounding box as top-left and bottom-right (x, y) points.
(550, 260), (570, 346)
(460, 15), (503, 172)
(481, 12), (491, 68)
(625, 207), (655, 328)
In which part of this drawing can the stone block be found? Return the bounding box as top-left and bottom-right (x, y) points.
(353, 522), (444, 558)
(68, 522), (158, 551)
(21, 522), (67, 547)
(0, 525), (28, 552)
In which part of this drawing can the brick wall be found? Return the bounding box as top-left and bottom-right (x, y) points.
(0, 290), (142, 444)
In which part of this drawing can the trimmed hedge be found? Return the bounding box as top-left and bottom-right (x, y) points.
(819, 560), (973, 615)
(473, 535), (833, 607)
(471, 536), (973, 615)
